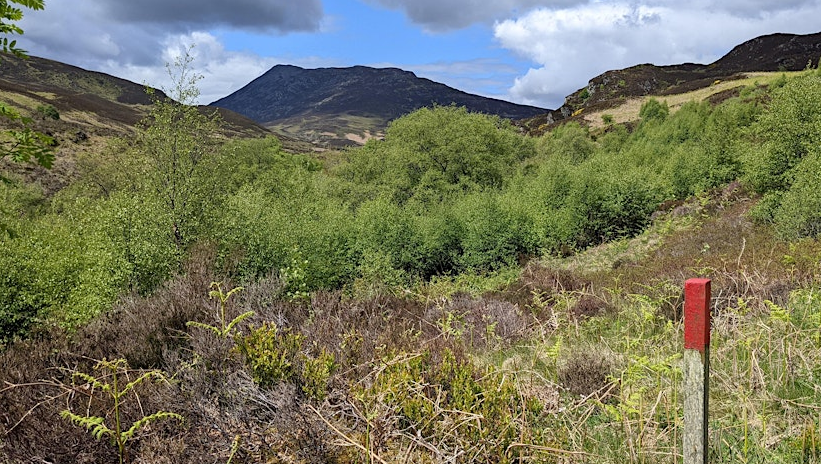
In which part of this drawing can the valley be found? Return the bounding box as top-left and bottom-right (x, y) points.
(2, 31), (821, 463)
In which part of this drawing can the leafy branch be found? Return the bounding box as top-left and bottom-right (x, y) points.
(0, 103), (55, 167)
(0, 0), (55, 174)
(0, 0), (44, 58)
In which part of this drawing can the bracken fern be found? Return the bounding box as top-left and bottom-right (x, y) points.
(60, 358), (183, 464)
(186, 281), (253, 338)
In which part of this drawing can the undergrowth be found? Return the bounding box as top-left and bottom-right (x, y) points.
(2, 191), (819, 462)
(3, 69), (821, 463)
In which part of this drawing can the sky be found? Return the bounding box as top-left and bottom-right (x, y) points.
(14, 0), (821, 109)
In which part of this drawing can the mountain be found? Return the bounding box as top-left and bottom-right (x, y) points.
(4, 31), (821, 152)
(0, 54), (270, 138)
(0, 54), (159, 129)
(0, 54), (272, 192)
(210, 65), (548, 147)
(521, 31), (821, 132)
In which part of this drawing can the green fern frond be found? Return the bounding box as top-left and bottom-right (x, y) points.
(92, 423), (112, 442)
(224, 285), (244, 300)
(225, 311), (255, 334)
(226, 435), (242, 464)
(95, 358), (128, 371)
(71, 371), (106, 390)
(120, 370), (166, 397)
(208, 281), (226, 300)
(121, 411), (183, 442)
(60, 410), (113, 441)
(186, 320), (224, 336)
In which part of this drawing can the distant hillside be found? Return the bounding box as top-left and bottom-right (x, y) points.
(521, 31), (821, 133)
(210, 65), (548, 147)
(0, 54), (272, 192)
(0, 54), (270, 138)
(5, 31), (821, 149)
(0, 55), (159, 128)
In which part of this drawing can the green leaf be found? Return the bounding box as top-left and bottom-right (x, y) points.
(60, 410), (113, 441)
(119, 370), (166, 397)
(11, 0), (46, 10)
(121, 411), (183, 442)
(186, 320), (224, 337)
(225, 310), (255, 335)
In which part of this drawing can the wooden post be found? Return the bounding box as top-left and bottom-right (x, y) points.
(683, 278), (711, 464)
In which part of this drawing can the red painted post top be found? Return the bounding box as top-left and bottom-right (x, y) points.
(684, 278), (711, 352)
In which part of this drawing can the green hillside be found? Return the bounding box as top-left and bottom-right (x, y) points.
(2, 65), (821, 462)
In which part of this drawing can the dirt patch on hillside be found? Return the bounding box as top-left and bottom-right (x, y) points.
(345, 130), (382, 144)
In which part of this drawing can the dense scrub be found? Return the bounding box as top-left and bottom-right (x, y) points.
(5, 70), (821, 345)
(2, 69), (821, 462)
(745, 71), (821, 238)
(3, 187), (820, 463)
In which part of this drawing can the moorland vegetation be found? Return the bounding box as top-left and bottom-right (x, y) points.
(2, 43), (821, 462)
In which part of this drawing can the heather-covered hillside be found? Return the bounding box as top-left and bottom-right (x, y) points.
(3, 57), (821, 461)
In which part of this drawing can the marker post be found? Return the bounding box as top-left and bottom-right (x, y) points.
(683, 278), (711, 464)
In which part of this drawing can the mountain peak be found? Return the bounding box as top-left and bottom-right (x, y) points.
(210, 64), (546, 147)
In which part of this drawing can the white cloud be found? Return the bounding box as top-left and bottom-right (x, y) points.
(91, 32), (278, 105)
(366, 0), (821, 31)
(494, 1), (821, 108)
(16, 1), (328, 105)
(17, 0), (323, 69)
(19, 0), (173, 67)
(14, 0), (821, 110)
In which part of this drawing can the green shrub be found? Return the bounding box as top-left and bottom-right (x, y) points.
(745, 73), (821, 194)
(217, 186), (289, 278)
(738, 72), (821, 239)
(279, 248), (311, 302)
(413, 204), (464, 277)
(236, 323), (336, 400)
(215, 137), (302, 191)
(218, 176), (357, 290)
(100, 192), (178, 293)
(355, 196), (423, 276)
(536, 121), (594, 164)
(0, 197), (136, 343)
(748, 191), (783, 225)
(300, 348), (336, 401)
(0, 242), (47, 347)
(773, 151), (821, 239)
(354, 349), (540, 462)
(339, 105), (535, 205)
(452, 192), (537, 271)
(638, 98), (669, 123)
(565, 163), (662, 248)
(237, 322), (304, 388)
(35, 104), (59, 120)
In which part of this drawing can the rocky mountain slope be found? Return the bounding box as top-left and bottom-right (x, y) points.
(210, 65), (547, 147)
(0, 54), (270, 138)
(521, 31), (821, 133)
(3, 31), (821, 150)
(0, 54), (272, 191)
